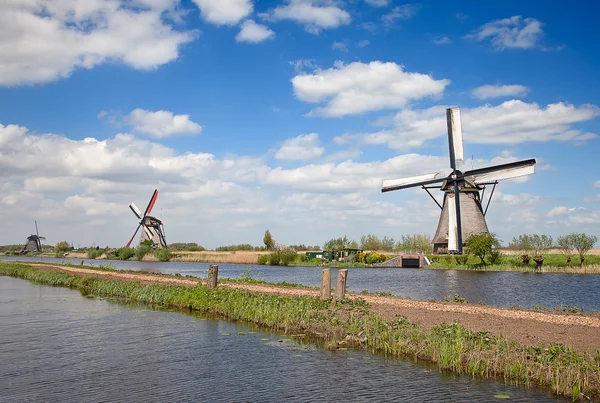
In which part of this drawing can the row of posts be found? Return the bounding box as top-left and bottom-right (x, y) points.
(206, 264), (348, 300)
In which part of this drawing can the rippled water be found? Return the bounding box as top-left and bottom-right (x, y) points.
(3, 256), (600, 311)
(0, 277), (566, 402)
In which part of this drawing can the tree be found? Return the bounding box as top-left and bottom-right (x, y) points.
(360, 234), (382, 251)
(569, 233), (598, 268)
(529, 234), (553, 270)
(263, 229), (275, 251)
(556, 234), (574, 265)
(395, 234), (433, 253)
(465, 233), (500, 265)
(510, 234), (534, 266)
(55, 241), (71, 253)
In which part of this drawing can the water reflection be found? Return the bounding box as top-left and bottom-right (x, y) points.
(0, 277), (566, 402)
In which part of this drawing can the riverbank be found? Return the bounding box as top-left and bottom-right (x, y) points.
(1, 261), (599, 400)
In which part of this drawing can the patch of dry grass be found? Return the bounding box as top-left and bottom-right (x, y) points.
(172, 251), (267, 264)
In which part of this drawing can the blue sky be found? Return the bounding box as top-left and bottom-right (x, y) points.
(0, 0), (599, 249)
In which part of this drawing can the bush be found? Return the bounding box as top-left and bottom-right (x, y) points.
(268, 252), (280, 266)
(118, 247), (135, 260)
(153, 248), (172, 262)
(454, 255), (469, 265)
(279, 249), (298, 266)
(489, 250), (503, 265)
(366, 253), (388, 264)
(135, 244), (151, 261)
(257, 254), (269, 265)
(87, 248), (104, 259)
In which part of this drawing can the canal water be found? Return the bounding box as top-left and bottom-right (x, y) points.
(0, 277), (566, 402)
(3, 256), (599, 311)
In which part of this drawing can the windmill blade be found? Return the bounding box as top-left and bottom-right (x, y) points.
(143, 189), (159, 217)
(447, 107), (464, 170)
(129, 203), (142, 219)
(382, 172), (446, 192)
(126, 224), (142, 247)
(465, 159), (536, 184)
(447, 194), (458, 252)
(142, 223), (154, 241)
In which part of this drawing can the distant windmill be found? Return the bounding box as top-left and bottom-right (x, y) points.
(24, 221), (45, 253)
(382, 107), (536, 254)
(126, 189), (167, 248)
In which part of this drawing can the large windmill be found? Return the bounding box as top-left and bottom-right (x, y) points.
(382, 107), (536, 254)
(24, 221), (45, 253)
(126, 189), (167, 248)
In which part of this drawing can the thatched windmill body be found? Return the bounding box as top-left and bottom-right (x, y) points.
(24, 221), (45, 252)
(126, 189), (167, 248)
(382, 107), (537, 254)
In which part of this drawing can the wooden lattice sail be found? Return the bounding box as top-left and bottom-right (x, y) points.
(382, 107), (536, 254)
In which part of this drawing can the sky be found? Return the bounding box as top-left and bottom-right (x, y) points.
(1, 0), (599, 249)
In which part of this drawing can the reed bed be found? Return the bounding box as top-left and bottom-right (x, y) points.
(171, 251), (265, 264)
(1, 261), (599, 401)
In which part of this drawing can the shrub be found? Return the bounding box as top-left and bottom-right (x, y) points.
(135, 244), (151, 261)
(465, 233), (500, 265)
(257, 254), (269, 265)
(118, 247), (135, 261)
(87, 248), (104, 259)
(454, 255), (469, 265)
(279, 249), (298, 266)
(489, 250), (503, 265)
(153, 248), (172, 262)
(268, 252), (280, 266)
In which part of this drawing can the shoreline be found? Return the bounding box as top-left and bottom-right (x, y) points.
(1, 261), (599, 400)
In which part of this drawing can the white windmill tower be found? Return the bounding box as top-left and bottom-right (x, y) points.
(126, 189), (167, 248)
(382, 107), (537, 254)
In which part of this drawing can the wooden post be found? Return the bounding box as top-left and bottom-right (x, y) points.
(320, 269), (331, 300)
(335, 269), (348, 300)
(208, 264), (218, 289)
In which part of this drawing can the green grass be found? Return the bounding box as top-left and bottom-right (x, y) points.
(1, 261), (600, 401)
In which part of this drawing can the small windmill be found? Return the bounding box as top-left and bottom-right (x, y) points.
(382, 107), (536, 254)
(126, 189), (167, 248)
(24, 221), (45, 252)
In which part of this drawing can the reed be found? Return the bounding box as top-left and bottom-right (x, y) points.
(1, 261), (599, 401)
(172, 251), (265, 264)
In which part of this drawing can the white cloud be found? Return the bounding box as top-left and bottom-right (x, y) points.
(192, 0), (253, 26)
(382, 4), (420, 27)
(432, 36), (452, 45)
(365, 0), (391, 6)
(340, 100), (600, 151)
(331, 41), (348, 52)
(356, 40), (371, 48)
(465, 16), (544, 50)
(0, 0), (197, 86)
(546, 206), (600, 226)
(264, 0), (351, 34)
(289, 59), (320, 74)
(471, 84), (530, 100)
(275, 133), (325, 160)
(593, 180), (600, 188)
(124, 109), (203, 138)
(236, 20), (275, 43)
(291, 61), (450, 117)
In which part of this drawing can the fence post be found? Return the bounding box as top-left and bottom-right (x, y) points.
(208, 264), (219, 289)
(335, 269), (348, 300)
(320, 269), (331, 300)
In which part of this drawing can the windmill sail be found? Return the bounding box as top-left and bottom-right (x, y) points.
(447, 107), (464, 169)
(447, 195), (458, 252)
(382, 172), (446, 192)
(468, 159), (536, 184)
(126, 189), (167, 248)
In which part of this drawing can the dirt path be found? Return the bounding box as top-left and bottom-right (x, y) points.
(30, 264), (600, 355)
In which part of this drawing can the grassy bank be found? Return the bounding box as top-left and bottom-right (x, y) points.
(1, 262), (599, 400)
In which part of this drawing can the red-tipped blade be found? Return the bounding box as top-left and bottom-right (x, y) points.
(126, 224), (142, 247)
(143, 189), (159, 217)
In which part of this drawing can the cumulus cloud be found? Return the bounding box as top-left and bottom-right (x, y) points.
(192, 0), (253, 26)
(262, 0), (351, 34)
(0, 0), (197, 86)
(331, 41), (348, 52)
(123, 109), (203, 138)
(382, 4), (420, 28)
(291, 61), (450, 117)
(338, 100), (600, 151)
(236, 20), (275, 43)
(471, 84), (530, 100)
(465, 16), (544, 50)
(432, 36), (452, 45)
(275, 133), (325, 161)
(546, 206), (600, 226)
(364, 0), (391, 6)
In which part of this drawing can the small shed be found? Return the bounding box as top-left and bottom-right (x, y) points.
(305, 251), (333, 262)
